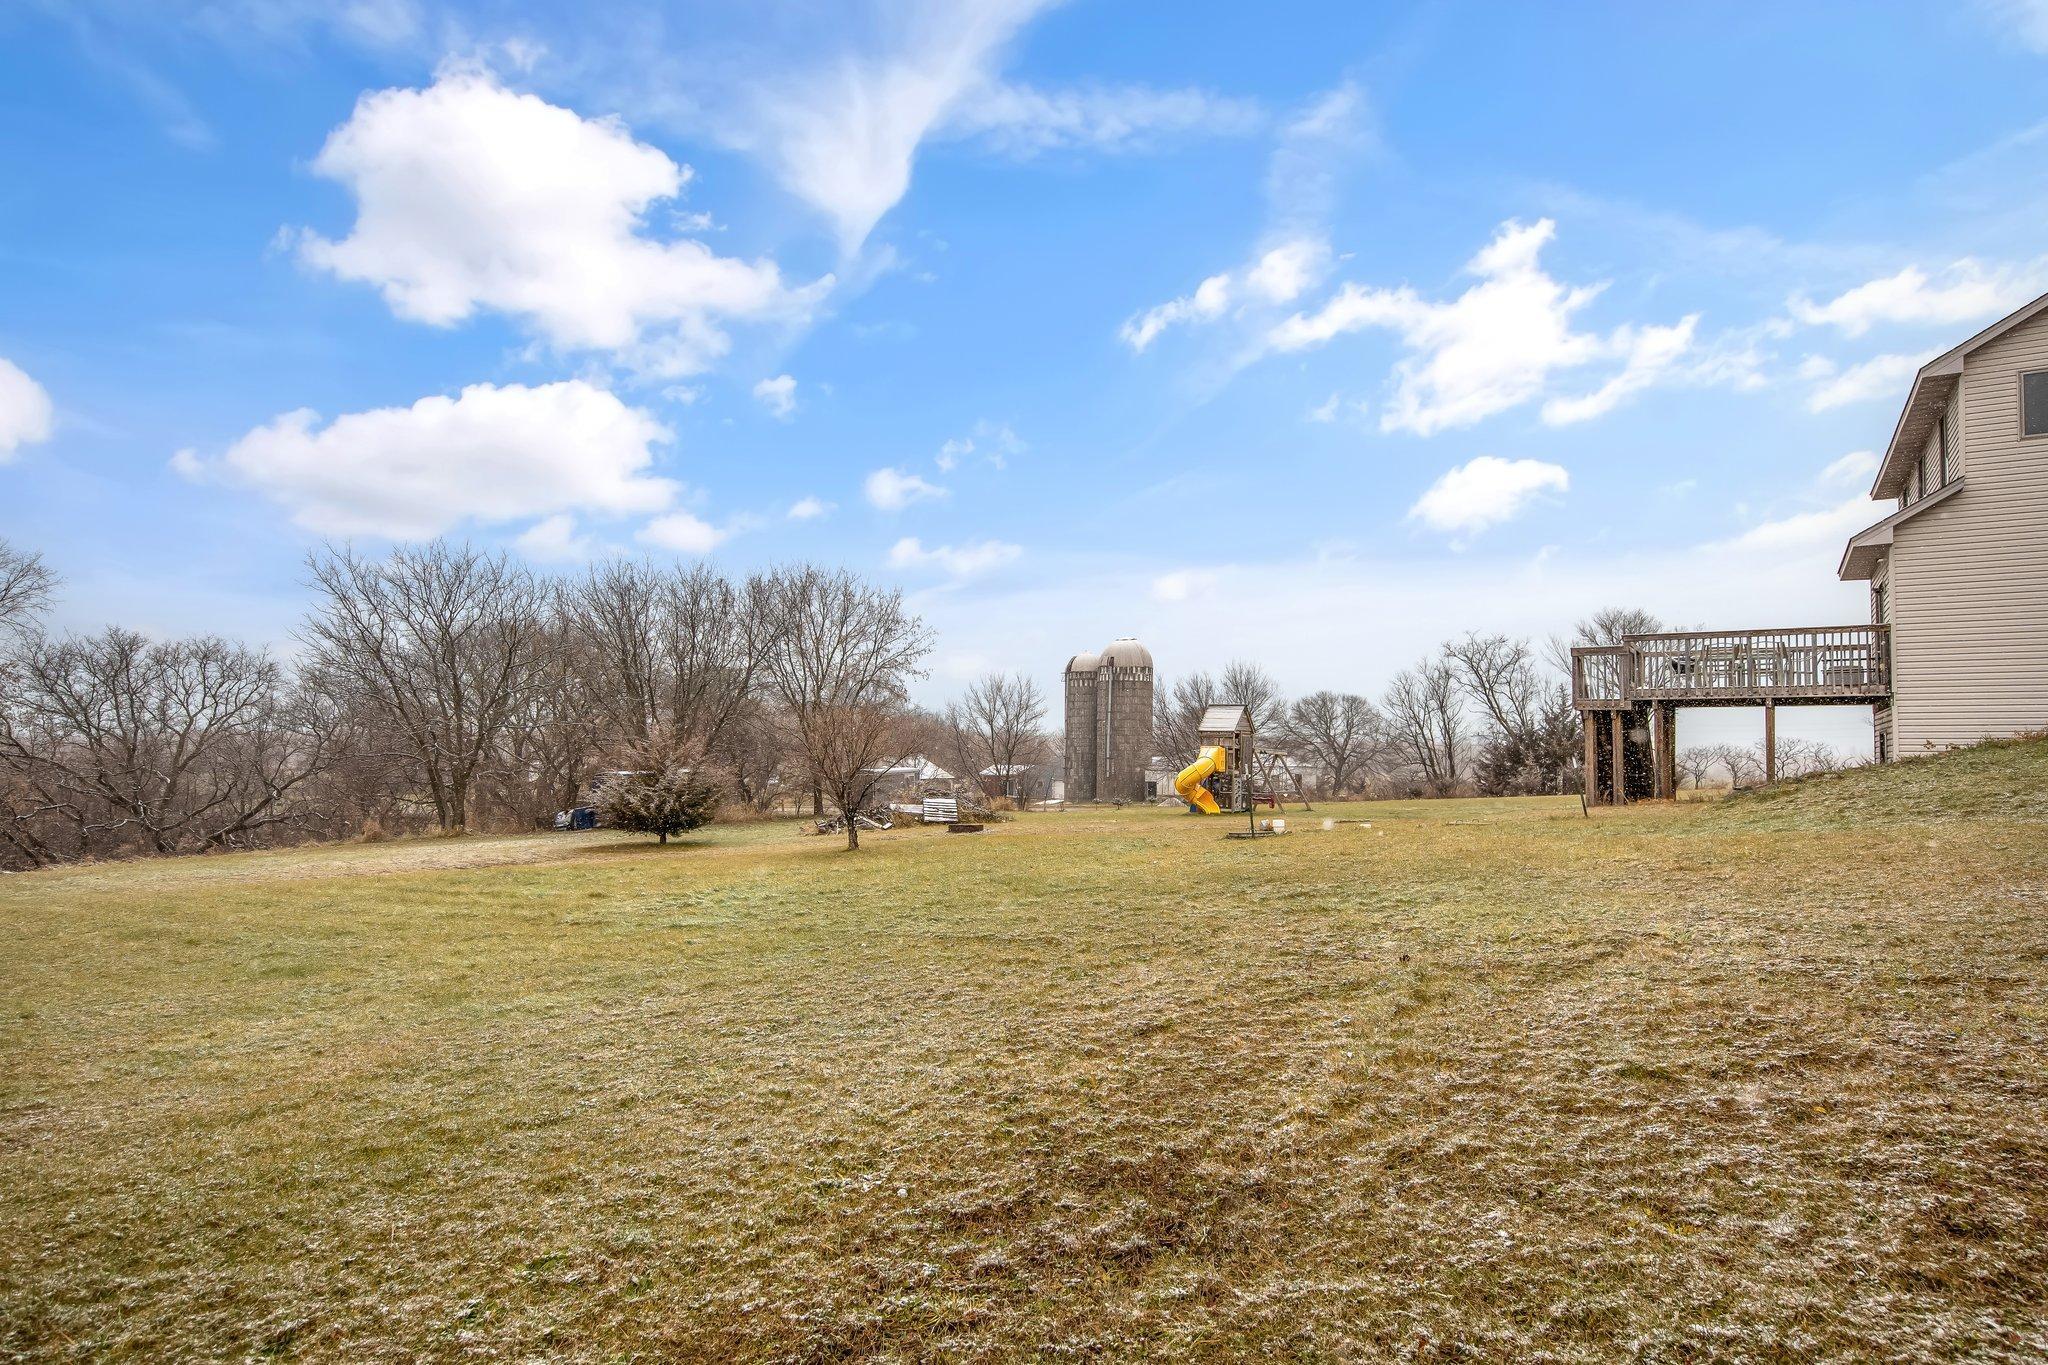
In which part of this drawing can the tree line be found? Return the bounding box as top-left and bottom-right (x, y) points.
(0, 538), (942, 865)
(0, 531), (1849, 867)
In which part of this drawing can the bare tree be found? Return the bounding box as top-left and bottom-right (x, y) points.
(0, 629), (331, 863)
(1715, 742), (1764, 789)
(1281, 691), (1385, 796)
(0, 539), (56, 638)
(1766, 735), (1844, 780)
(756, 566), (933, 850)
(945, 671), (1048, 799)
(301, 542), (549, 833)
(1152, 670), (1220, 766)
(1545, 606), (1666, 677)
(560, 560), (765, 751)
(1218, 659), (1287, 738)
(1443, 632), (1581, 795)
(1382, 657), (1466, 794)
(1676, 746), (1721, 789)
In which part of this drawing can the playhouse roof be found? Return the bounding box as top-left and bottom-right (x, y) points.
(1197, 703), (1251, 737)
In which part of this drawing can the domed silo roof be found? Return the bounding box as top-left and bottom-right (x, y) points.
(1065, 650), (1101, 674)
(1098, 637), (1153, 669)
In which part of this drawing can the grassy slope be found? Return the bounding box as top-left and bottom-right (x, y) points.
(3, 747), (2047, 1361)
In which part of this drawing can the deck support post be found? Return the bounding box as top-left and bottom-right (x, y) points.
(1763, 704), (1777, 784)
(1583, 710), (1600, 804)
(1609, 711), (1627, 803)
(1652, 702), (1678, 799)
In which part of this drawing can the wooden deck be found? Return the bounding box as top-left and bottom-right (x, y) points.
(1572, 625), (1891, 711)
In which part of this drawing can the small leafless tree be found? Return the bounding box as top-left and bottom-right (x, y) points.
(1281, 691), (1385, 796)
(1765, 735), (1844, 780)
(945, 671), (1048, 799)
(1676, 746), (1722, 789)
(301, 542), (550, 834)
(756, 566), (933, 850)
(1716, 742), (1765, 789)
(1382, 657), (1466, 794)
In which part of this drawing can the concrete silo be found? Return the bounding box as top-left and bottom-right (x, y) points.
(1062, 638), (1154, 803)
(1062, 651), (1101, 803)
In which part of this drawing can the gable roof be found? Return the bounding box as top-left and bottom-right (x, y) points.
(1838, 477), (1965, 581)
(1871, 289), (2048, 499)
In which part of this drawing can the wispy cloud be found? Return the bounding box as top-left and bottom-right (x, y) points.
(1789, 258), (2048, 336)
(1268, 219), (1719, 435)
(864, 466), (948, 511)
(889, 536), (1021, 578)
(1799, 352), (1931, 412)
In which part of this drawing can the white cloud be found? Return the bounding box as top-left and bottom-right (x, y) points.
(514, 513), (593, 562)
(864, 466), (948, 511)
(191, 380), (676, 538)
(1820, 449), (1881, 488)
(1801, 352), (1929, 411)
(639, 510), (727, 555)
(945, 81), (1262, 157)
(1122, 272), (1232, 351)
(1243, 238), (1329, 304)
(297, 66), (825, 377)
(787, 495), (834, 521)
(0, 358), (54, 461)
(935, 436), (973, 471)
(1150, 568), (1218, 602)
(888, 536), (1021, 577)
(1408, 456), (1569, 537)
(1541, 316), (1699, 425)
(752, 374), (797, 418)
(1120, 236), (1328, 351)
(1272, 219), (1653, 435)
(1306, 392), (1341, 423)
(1789, 258), (2046, 336)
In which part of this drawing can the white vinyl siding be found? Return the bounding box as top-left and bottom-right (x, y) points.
(1887, 312), (2048, 752)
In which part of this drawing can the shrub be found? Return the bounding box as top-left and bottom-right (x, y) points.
(594, 732), (726, 845)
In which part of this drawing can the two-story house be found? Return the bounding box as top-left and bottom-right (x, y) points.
(1838, 290), (2048, 759)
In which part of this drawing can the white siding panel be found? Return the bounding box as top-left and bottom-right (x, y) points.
(1889, 311), (2048, 752)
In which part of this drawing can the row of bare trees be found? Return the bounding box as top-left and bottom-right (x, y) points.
(1676, 738), (1847, 789)
(0, 538), (935, 865)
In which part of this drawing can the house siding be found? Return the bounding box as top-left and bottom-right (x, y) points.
(1887, 311), (2048, 753)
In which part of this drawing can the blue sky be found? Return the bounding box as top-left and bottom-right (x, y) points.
(5, 0), (2048, 752)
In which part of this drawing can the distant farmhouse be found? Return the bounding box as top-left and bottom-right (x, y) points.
(1574, 292), (2048, 801)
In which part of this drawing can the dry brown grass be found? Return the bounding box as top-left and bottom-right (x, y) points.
(4, 743), (2048, 1360)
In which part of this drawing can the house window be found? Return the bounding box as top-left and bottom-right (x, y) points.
(2025, 370), (2048, 438)
(1936, 406), (1952, 485)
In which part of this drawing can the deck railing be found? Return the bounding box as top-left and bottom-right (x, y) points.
(1572, 625), (1890, 707)
(1571, 646), (1629, 707)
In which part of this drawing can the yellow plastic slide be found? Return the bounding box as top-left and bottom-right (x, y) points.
(1173, 744), (1227, 814)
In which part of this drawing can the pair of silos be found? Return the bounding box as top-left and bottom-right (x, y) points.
(1062, 638), (1154, 802)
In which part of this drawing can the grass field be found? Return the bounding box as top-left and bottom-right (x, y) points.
(5, 742), (2048, 1361)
